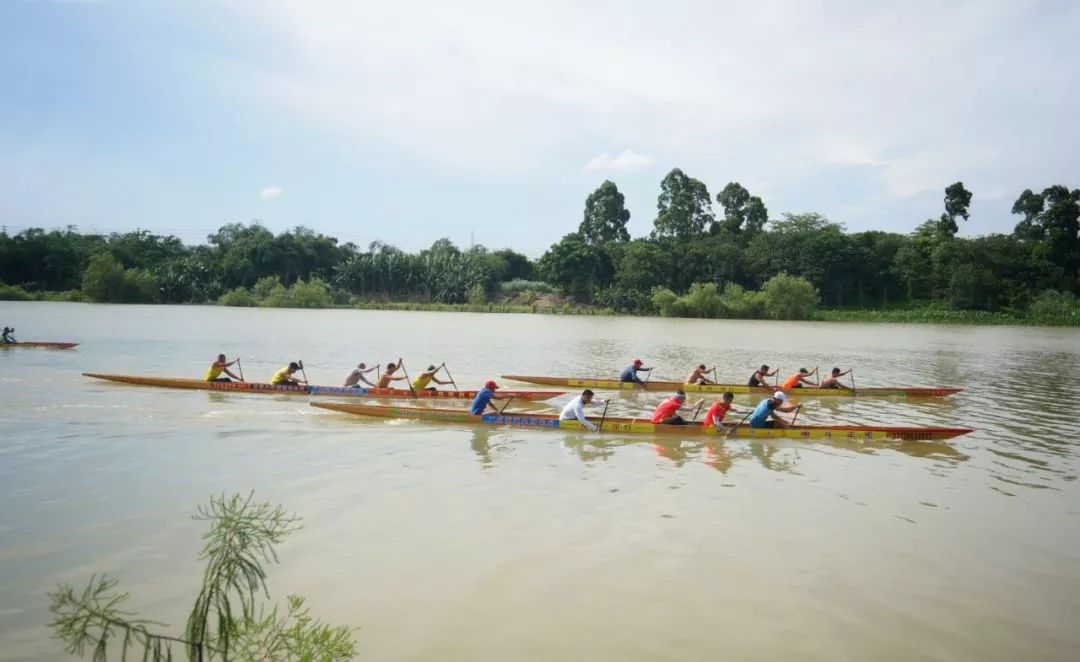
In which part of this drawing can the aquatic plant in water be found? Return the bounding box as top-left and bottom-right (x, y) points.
(48, 492), (357, 661)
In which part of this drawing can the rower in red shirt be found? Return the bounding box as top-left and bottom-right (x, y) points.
(703, 392), (740, 429)
(650, 390), (702, 426)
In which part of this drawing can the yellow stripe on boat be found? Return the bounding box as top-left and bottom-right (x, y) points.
(310, 401), (974, 442)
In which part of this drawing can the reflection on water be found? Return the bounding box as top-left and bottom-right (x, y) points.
(1, 303), (1079, 661)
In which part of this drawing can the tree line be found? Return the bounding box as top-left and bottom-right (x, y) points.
(1, 169), (1077, 322)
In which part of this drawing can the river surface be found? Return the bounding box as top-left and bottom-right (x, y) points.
(1, 302), (1078, 661)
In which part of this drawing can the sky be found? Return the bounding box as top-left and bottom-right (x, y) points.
(1, 0), (1077, 256)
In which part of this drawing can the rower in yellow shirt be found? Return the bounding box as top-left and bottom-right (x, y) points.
(204, 354), (242, 382)
(411, 363), (453, 392)
(271, 362), (306, 386)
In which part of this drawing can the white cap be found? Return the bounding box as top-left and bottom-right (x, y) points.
(773, 391), (788, 403)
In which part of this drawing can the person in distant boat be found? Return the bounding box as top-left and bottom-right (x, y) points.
(375, 359), (408, 389)
(703, 392), (739, 430)
(271, 362), (305, 386)
(559, 389), (605, 432)
(651, 390), (703, 426)
(685, 364), (717, 385)
(204, 354), (242, 382)
(819, 367), (852, 389)
(748, 364), (777, 388)
(412, 364), (453, 392)
(470, 380), (504, 415)
(343, 362), (379, 388)
(781, 367), (818, 389)
(748, 393), (799, 429)
(1, 327), (14, 343)
(620, 358), (652, 384)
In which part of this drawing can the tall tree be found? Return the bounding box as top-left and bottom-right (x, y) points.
(1011, 186), (1080, 288)
(651, 168), (714, 240)
(937, 181), (973, 238)
(716, 181), (768, 237)
(579, 180), (631, 245)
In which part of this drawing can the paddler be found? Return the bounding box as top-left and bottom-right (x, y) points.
(559, 389), (605, 432)
(375, 358), (408, 389)
(781, 367), (818, 389)
(620, 358), (652, 384)
(270, 361), (305, 386)
(748, 364), (777, 388)
(819, 367), (853, 389)
(1, 327), (14, 343)
(470, 380), (504, 415)
(343, 362), (379, 388)
(748, 392), (800, 429)
(651, 390), (703, 426)
(205, 353), (243, 382)
(703, 392), (739, 429)
(412, 364), (453, 392)
(685, 364), (717, 385)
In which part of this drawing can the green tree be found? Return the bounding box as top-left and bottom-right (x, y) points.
(652, 168), (714, 240)
(81, 253), (129, 303)
(716, 182), (768, 237)
(580, 180), (631, 245)
(760, 273), (819, 320)
(1011, 186), (1080, 289)
(937, 181), (973, 238)
(48, 493), (357, 660)
(537, 232), (613, 299)
(614, 240), (672, 291)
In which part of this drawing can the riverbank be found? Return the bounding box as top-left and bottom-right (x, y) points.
(3, 288), (1078, 327)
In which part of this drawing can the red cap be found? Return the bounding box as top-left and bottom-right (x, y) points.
(633, 358), (643, 365)
(485, 380), (499, 390)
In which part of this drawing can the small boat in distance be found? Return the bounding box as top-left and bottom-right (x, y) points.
(310, 401), (974, 442)
(83, 372), (564, 401)
(1, 341), (79, 350)
(501, 375), (962, 398)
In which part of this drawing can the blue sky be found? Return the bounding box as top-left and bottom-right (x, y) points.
(1, 0), (1077, 256)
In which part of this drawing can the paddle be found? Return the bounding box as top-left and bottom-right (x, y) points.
(791, 404), (803, 426)
(441, 362), (459, 391)
(725, 409), (754, 438)
(711, 367), (718, 384)
(850, 369), (856, 392)
(690, 399), (705, 422)
(298, 360), (309, 386)
(596, 400), (610, 433)
(498, 395), (515, 414)
(236, 357), (245, 382)
(398, 359), (417, 397)
(774, 368), (780, 389)
(642, 365), (653, 390)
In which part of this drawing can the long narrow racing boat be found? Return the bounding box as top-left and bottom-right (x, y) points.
(310, 402), (974, 442)
(501, 375), (962, 397)
(83, 373), (564, 401)
(1, 341), (79, 350)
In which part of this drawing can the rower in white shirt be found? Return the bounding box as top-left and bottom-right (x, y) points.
(559, 389), (604, 432)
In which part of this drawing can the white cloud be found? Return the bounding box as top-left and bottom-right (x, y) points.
(259, 186), (283, 199)
(584, 150), (655, 172)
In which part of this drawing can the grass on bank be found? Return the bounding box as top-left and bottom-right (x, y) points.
(4, 278), (1079, 326)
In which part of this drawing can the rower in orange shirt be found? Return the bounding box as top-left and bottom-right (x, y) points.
(781, 367), (818, 389)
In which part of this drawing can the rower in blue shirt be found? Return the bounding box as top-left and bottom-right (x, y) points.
(470, 380), (503, 415)
(748, 392), (800, 428)
(619, 358), (652, 384)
